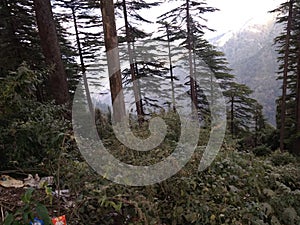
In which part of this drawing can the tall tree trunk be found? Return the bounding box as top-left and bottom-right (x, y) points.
(165, 24), (176, 112)
(254, 104), (259, 147)
(100, 0), (126, 122)
(294, 31), (300, 155)
(280, 0), (294, 152)
(33, 0), (70, 105)
(231, 95), (234, 137)
(71, 6), (94, 119)
(186, 0), (197, 111)
(132, 42), (145, 117)
(132, 42), (144, 112)
(122, 0), (144, 124)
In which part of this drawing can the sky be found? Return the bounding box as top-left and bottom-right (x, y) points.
(139, 0), (284, 38)
(204, 0), (283, 37)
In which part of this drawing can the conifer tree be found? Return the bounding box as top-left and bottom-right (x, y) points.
(155, 22), (184, 112)
(58, 0), (103, 111)
(0, 0), (75, 104)
(121, 39), (170, 114)
(70, 2), (94, 117)
(33, 0), (70, 105)
(54, 15), (79, 98)
(0, 0), (43, 76)
(253, 102), (267, 147)
(52, 0), (104, 88)
(115, 0), (160, 122)
(100, 0), (126, 122)
(158, 0), (217, 112)
(194, 38), (234, 125)
(271, 0), (300, 154)
(293, 1), (300, 154)
(224, 82), (257, 137)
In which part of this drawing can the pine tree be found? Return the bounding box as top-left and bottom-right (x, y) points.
(293, 1), (300, 154)
(224, 82), (257, 137)
(53, 0), (103, 71)
(253, 102), (267, 147)
(54, 15), (79, 98)
(100, 0), (126, 122)
(155, 22), (184, 112)
(121, 39), (170, 114)
(274, 0), (294, 152)
(33, 0), (70, 104)
(52, 0), (107, 114)
(158, 0), (217, 114)
(0, 0), (43, 76)
(71, 2), (94, 117)
(194, 38), (234, 125)
(115, 0), (160, 122)
(271, 0), (300, 154)
(0, 0), (75, 103)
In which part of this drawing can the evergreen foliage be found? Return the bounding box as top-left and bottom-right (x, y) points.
(0, 64), (70, 169)
(1, 1), (296, 225)
(0, 0), (43, 76)
(272, 0), (300, 154)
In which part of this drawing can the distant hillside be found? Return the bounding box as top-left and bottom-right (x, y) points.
(210, 15), (281, 125)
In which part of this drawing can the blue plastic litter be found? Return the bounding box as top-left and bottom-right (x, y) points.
(30, 218), (44, 225)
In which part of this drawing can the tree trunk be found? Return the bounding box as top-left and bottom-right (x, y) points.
(122, 0), (144, 124)
(186, 0), (197, 111)
(254, 104), (259, 147)
(71, 6), (94, 119)
(231, 95), (234, 137)
(33, 0), (70, 105)
(279, 0), (293, 152)
(294, 29), (300, 155)
(166, 24), (176, 112)
(100, 0), (126, 122)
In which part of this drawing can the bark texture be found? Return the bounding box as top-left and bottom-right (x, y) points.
(33, 0), (70, 105)
(100, 0), (126, 122)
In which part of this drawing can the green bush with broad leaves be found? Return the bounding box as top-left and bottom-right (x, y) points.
(0, 63), (70, 170)
(3, 188), (51, 225)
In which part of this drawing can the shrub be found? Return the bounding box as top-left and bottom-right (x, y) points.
(271, 151), (296, 166)
(0, 63), (70, 170)
(3, 188), (51, 225)
(253, 145), (272, 157)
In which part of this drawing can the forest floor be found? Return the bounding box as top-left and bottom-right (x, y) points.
(1, 149), (300, 225)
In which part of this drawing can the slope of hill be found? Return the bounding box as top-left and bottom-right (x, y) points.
(210, 15), (281, 125)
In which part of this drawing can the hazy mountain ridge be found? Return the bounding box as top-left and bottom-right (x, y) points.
(210, 15), (281, 125)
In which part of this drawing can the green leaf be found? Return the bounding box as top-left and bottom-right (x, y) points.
(21, 188), (34, 204)
(3, 213), (14, 225)
(22, 211), (29, 224)
(36, 203), (51, 225)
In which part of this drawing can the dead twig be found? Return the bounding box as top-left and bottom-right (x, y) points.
(1, 204), (4, 222)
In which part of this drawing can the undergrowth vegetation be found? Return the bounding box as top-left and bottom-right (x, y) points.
(50, 148), (299, 225)
(3, 114), (300, 225)
(1, 65), (300, 225)
(0, 64), (71, 171)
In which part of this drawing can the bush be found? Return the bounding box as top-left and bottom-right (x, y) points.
(253, 145), (272, 157)
(69, 150), (300, 225)
(265, 129), (280, 151)
(0, 63), (70, 170)
(271, 151), (296, 166)
(3, 189), (51, 225)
